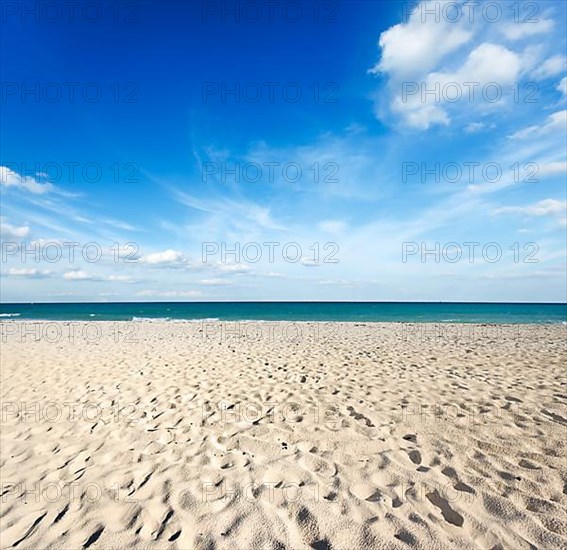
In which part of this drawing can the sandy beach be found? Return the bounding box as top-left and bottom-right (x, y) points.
(1, 320), (566, 549)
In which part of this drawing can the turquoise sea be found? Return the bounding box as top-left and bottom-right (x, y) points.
(0, 302), (565, 323)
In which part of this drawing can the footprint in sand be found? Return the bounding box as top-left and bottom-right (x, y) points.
(407, 450), (422, 465)
(83, 525), (105, 548)
(426, 490), (464, 527)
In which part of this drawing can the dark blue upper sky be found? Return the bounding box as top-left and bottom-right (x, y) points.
(2, 1), (398, 165)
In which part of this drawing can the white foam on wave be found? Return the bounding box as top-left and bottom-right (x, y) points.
(130, 317), (221, 322)
(0, 313), (21, 317)
(131, 317), (172, 322)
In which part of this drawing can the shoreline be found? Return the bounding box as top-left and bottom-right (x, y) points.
(1, 318), (566, 324)
(1, 302), (565, 326)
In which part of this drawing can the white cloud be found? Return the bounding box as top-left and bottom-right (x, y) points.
(493, 199), (566, 219)
(537, 162), (567, 177)
(393, 43), (522, 129)
(198, 278), (232, 286)
(5, 268), (52, 278)
(0, 166), (54, 194)
(501, 18), (554, 41)
(451, 43), (520, 84)
(371, 2), (565, 130)
(101, 218), (138, 231)
(530, 55), (566, 80)
(370, 7), (472, 78)
(217, 263), (250, 274)
(508, 110), (567, 139)
(393, 102), (449, 130)
(0, 219), (30, 239)
(140, 249), (185, 266)
(300, 257), (321, 267)
(557, 76), (567, 97)
(173, 191), (286, 232)
(464, 122), (485, 134)
(61, 272), (136, 283)
(63, 270), (94, 281)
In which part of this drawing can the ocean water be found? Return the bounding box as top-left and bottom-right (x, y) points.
(0, 302), (565, 324)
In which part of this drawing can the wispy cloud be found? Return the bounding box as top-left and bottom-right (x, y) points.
(0, 166), (55, 195)
(493, 199), (566, 227)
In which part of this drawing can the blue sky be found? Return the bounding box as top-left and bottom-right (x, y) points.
(1, 0), (566, 302)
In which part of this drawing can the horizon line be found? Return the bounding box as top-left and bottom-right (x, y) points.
(2, 301), (566, 306)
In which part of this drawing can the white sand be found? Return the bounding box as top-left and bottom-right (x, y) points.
(1, 321), (566, 549)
